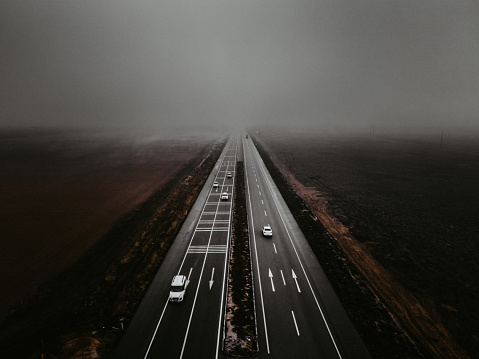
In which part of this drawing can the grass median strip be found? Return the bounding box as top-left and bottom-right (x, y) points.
(224, 160), (258, 357)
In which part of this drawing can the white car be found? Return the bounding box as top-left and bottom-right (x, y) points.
(221, 192), (229, 200)
(262, 225), (273, 237)
(226, 172), (232, 178)
(213, 181), (219, 188)
(169, 275), (189, 302)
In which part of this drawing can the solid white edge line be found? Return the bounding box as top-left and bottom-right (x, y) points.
(143, 299), (169, 359)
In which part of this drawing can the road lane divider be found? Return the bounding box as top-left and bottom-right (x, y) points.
(291, 311), (300, 336)
(273, 243), (277, 254)
(187, 268), (193, 282)
(280, 270), (286, 286)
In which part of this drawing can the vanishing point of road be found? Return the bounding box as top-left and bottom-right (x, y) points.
(113, 132), (371, 359)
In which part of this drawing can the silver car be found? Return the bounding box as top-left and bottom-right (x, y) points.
(169, 275), (188, 302)
(262, 225), (273, 237)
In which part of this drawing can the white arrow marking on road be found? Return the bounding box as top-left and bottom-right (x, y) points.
(292, 269), (301, 293)
(209, 267), (215, 290)
(269, 268), (275, 292)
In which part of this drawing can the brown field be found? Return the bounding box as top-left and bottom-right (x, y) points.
(252, 128), (479, 358)
(0, 127), (227, 358)
(0, 127), (221, 317)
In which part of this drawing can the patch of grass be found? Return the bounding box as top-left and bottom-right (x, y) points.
(224, 161), (257, 357)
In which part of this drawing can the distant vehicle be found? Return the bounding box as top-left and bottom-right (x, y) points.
(226, 172), (232, 178)
(169, 275), (188, 302)
(221, 192), (229, 200)
(262, 225), (273, 237)
(213, 181), (219, 188)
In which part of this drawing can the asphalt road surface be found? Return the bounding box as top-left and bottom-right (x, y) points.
(113, 133), (370, 359)
(113, 134), (239, 359)
(243, 136), (370, 359)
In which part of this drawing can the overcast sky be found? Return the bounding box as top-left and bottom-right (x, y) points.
(1, 0), (478, 133)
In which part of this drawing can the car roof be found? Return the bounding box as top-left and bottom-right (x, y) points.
(172, 275), (186, 286)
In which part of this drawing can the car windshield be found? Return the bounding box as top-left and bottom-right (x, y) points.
(170, 285), (184, 292)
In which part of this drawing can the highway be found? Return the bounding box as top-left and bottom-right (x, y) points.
(243, 135), (370, 358)
(113, 134), (239, 359)
(113, 132), (370, 359)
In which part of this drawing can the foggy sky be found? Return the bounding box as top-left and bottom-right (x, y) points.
(1, 1), (478, 133)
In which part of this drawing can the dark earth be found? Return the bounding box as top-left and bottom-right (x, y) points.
(2, 127), (478, 358)
(0, 127), (227, 358)
(251, 128), (479, 359)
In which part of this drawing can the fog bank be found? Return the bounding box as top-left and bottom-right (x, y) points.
(2, 1), (478, 134)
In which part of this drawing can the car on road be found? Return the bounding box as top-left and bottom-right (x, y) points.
(262, 225), (273, 237)
(226, 172), (232, 178)
(221, 192), (229, 200)
(169, 275), (188, 302)
(213, 181), (219, 188)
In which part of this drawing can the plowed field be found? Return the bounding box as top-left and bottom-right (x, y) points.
(0, 127), (226, 357)
(253, 129), (479, 358)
